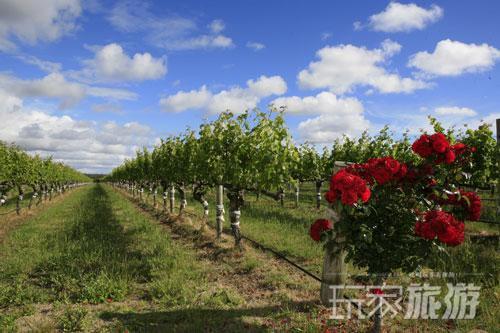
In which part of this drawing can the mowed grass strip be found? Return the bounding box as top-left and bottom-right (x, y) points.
(0, 184), (208, 331)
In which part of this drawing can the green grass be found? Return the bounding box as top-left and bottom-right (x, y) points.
(152, 183), (499, 332)
(1, 183), (498, 332)
(0, 184), (211, 331)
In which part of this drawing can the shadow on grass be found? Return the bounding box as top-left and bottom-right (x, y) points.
(29, 184), (153, 303)
(100, 302), (314, 333)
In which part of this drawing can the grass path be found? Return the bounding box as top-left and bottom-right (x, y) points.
(0, 184), (350, 332)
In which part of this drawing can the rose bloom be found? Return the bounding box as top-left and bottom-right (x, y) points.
(384, 158), (400, 174)
(415, 210), (465, 246)
(341, 190), (358, 205)
(445, 149), (456, 164)
(431, 133), (450, 153)
(310, 219), (333, 242)
(412, 135), (433, 157)
(324, 190), (337, 203)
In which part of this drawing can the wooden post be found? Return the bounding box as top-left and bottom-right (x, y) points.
(153, 188), (157, 209)
(163, 191), (167, 212)
(315, 180), (322, 209)
(320, 164), (349, 305)
(320, 209), (346, 305)
(216, 185), (224, 238)
(169, 185), (175, 213)
(496, 118), (499, 143)
(16, 188), (23, 215)
(295, 183), (300, 208)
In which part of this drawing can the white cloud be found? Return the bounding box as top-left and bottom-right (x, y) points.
(160, 75), (287, 114)
(367, 2), (443, 32)
(164, 35), (233, 51)
(297, 112), (370, 144)
(272, 91), (363, 115)
(272, 91), (369, 143)
(108, 1), (234, 50)
(0, 72), (85, 109)
(16, 54), (62, 73)
(160, 85), (212, 113)
(247, 75), (287, 97)
(0, 89), (154, 173)
(0, 72), (137, 109)
(246, 41), (265, 51)
(0, 0), (81, 51)
(435, 106), (477, 117)
(91, 103), (123, 114)
(81, 43), (167, 82)
(86, 86), (137, 101)
(353, 21), (363, 31)
(321, 32), (332, 40)
(298, 39), (429, 94)
(408, 39), (500, 76)
(209, 19), (225, 33)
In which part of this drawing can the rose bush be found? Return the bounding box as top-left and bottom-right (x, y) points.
(311, 132), (481, 276)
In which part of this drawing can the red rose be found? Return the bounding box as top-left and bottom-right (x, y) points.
(384, 158), (400, 174)
(432, 140), (448, 153)
(324, 190), (337, 203)
(310, 219), (333, 242)
(372, 168), (391, 185)
(360, 187), (371, 202)
(412, 135), (433, 158)
(395, 163), (408, 179)
(431, 133), (450, 153)
(417, 210), (465, 246)
(452, 142), (467, 155)
(445, 149), (456, 164)
(415, 221), (436, 240)
(437, 221), (464, 246)
(341, 190), (358, 205)
(330, 168), (371, 205)
(460, 191), (481, 221)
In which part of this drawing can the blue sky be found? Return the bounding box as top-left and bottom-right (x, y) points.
(0, 0), (499, 173)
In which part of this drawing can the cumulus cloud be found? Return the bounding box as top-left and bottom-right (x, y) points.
(298, 39), (429, 94)
(408, 39), (500, 76)
(78, 43), (167, 82)
(0, 72), (137, 109)
(0, 89), (154, 173)
(435, 106), (477, 117)
(366, 2), (443, 32)
(108, 1), (234, 50)
(272, 91), (369, 143)
(0, 73), (85, 109)
(160, 75), (287, 114)
(246, 41), (265, 51)
(0, 0), (81, 51)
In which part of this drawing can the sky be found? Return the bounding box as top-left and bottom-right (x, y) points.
(0, 0), (499, 173)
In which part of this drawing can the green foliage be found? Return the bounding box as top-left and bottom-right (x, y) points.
(0, 141), (90, 196)
(330, 126), (417, 165)
(108, 108), (299, 195)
